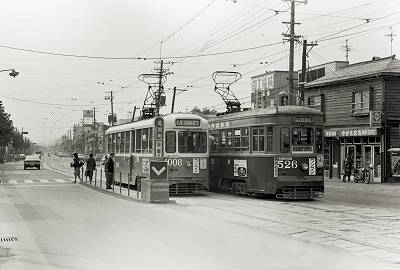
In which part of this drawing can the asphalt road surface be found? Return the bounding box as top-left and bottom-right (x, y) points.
(0, 160), (399, 270)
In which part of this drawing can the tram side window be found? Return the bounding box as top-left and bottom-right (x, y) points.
(142, 128), (149, 153)
(316, 128), (323, 153)
(135, 129), (142, 153)
(241, 128), (249, 151)
(210, 132), (220, 152)
(252, 127), (264, 152)
(107, 134), (112, 153)
(166, 131), (176, 153)
(119, 132), (125, 153)
(131, 130), (135, 153)
(226, 129), (233, 150)
(266, 127), (273, 153)
(149, 128), (153, 152)
(220, 130), (226, 150)
(125, 131), (130, 153)
(280, 127), (290, 153)
(234, 129), (241, 151)
(112, 134), (117, 154)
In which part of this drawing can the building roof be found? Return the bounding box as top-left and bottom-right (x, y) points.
(305, 56), (400, 87)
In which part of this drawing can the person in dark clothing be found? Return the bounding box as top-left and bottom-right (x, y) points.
(343, 153), (354, 183)
(71, 153), (83, 183)
(104, 153), (115, 189)
(85, 153), (96, 183)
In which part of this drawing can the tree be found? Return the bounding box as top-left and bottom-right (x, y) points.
(190, 106), (218, 117)
(0, 102), (13, 147)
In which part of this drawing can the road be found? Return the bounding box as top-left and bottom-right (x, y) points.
(0, 160), (399, 270)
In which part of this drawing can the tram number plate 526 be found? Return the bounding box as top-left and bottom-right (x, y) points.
(277, 160), (298, 169)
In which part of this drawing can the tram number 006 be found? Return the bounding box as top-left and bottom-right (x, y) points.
(167, 159), (183, 167)
(277, 160), (298, 169)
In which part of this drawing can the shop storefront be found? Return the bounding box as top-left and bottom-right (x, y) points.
(324, 127), (382, 182)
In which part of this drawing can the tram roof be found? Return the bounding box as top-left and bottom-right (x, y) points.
(208, 106), (323, 122)
(105, 113), (207, 134)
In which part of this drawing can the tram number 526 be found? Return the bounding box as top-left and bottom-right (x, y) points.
(167, 158), (183, 167)
(277, 160), (298, 169)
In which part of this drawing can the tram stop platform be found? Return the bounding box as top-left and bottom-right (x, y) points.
(43, 157), (175, 204)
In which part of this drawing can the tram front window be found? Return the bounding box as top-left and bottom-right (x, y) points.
(292, 127), (314, 152)
(178, 131), (207, 153)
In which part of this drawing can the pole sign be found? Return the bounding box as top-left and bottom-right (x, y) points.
(149, 161), (168, 180)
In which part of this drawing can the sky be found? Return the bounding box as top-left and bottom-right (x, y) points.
(0, 0), (398, 145)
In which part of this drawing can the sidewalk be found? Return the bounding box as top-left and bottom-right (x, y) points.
(324, 177), (400, 198)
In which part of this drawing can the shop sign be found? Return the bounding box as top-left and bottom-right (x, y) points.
(209, 121), (230, 129)
(324, 128), (378, 137)
(370, 111), (382, 126)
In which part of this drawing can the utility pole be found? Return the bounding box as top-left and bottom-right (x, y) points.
(171, 86), (187, 113)
(385, 27), (396, 56)
(105, 91), (114, 126)
(81, 115), (85, 154)
(299, 39), (317, 105)
(341, 39), (352, 62)
(93, 107), (97, 154)
(156, 60), (164, 116)
(282, 0), (306, 105)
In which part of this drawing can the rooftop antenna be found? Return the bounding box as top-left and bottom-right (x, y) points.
(341, 39), (353, 62)
(385, 27), (396, 56)
(212, 71), (242, 113)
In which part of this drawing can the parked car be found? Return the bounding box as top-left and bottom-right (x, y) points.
(24, 154), (41, 170)
(19, 154), (26, 160)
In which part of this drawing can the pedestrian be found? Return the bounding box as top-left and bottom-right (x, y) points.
(104, 153), (115, 189)
(71, 153), (83, 183)
(85, 153), (96, 183)
(343, 153), (354, 183)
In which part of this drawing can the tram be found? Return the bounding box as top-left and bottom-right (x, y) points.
(105, 113), (209, 194)
(208, 106), (324, 199)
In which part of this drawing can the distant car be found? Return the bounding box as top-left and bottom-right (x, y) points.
(24, 155), (41, 170)
(19, 154), (26, 160)
(77, 154), (85, 160)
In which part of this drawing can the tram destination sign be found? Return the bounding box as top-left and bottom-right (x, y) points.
(293, 117), (314, 124)
(176, 119), (200, 127)
(324, 127), (378, 137)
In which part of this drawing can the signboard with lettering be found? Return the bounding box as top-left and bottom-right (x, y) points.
(324, 128), (378, 137)
(176, 119), (200, 127)
(209, 121), (230, 130)
(370, 111), (382, 126)
(293, 117), (314, 124)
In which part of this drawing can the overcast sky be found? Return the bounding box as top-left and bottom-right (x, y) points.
(0, 0), (398, 145)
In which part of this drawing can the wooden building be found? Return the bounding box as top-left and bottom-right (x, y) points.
(304, 56), (400, 182)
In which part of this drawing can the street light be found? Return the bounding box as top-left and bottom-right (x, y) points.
(0, 69), (19, 77)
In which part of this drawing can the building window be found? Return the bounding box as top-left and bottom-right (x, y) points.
(352, 90), (370, 115)
(307, 95), (322, 111)
(266, 99), (275, 107)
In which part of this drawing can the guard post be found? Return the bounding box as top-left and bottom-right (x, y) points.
(141, 160), (169, 203)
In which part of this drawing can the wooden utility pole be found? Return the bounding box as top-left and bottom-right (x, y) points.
(282, 0), (306, 105)
(300, 39), (317, 105)
(171, 87), (187, 113)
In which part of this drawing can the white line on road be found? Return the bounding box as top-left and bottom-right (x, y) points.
(8, 180), (18, 184)
(40, 180), (50, 183)
(54, 179), (66, 183)
(24, 180), (34, 184)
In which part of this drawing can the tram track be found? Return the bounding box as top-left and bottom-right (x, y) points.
(177, 192), (400, 263)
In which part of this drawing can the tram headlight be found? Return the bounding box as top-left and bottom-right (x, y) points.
(301, 163), (309, 171)
(185, 160), (192, 168)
